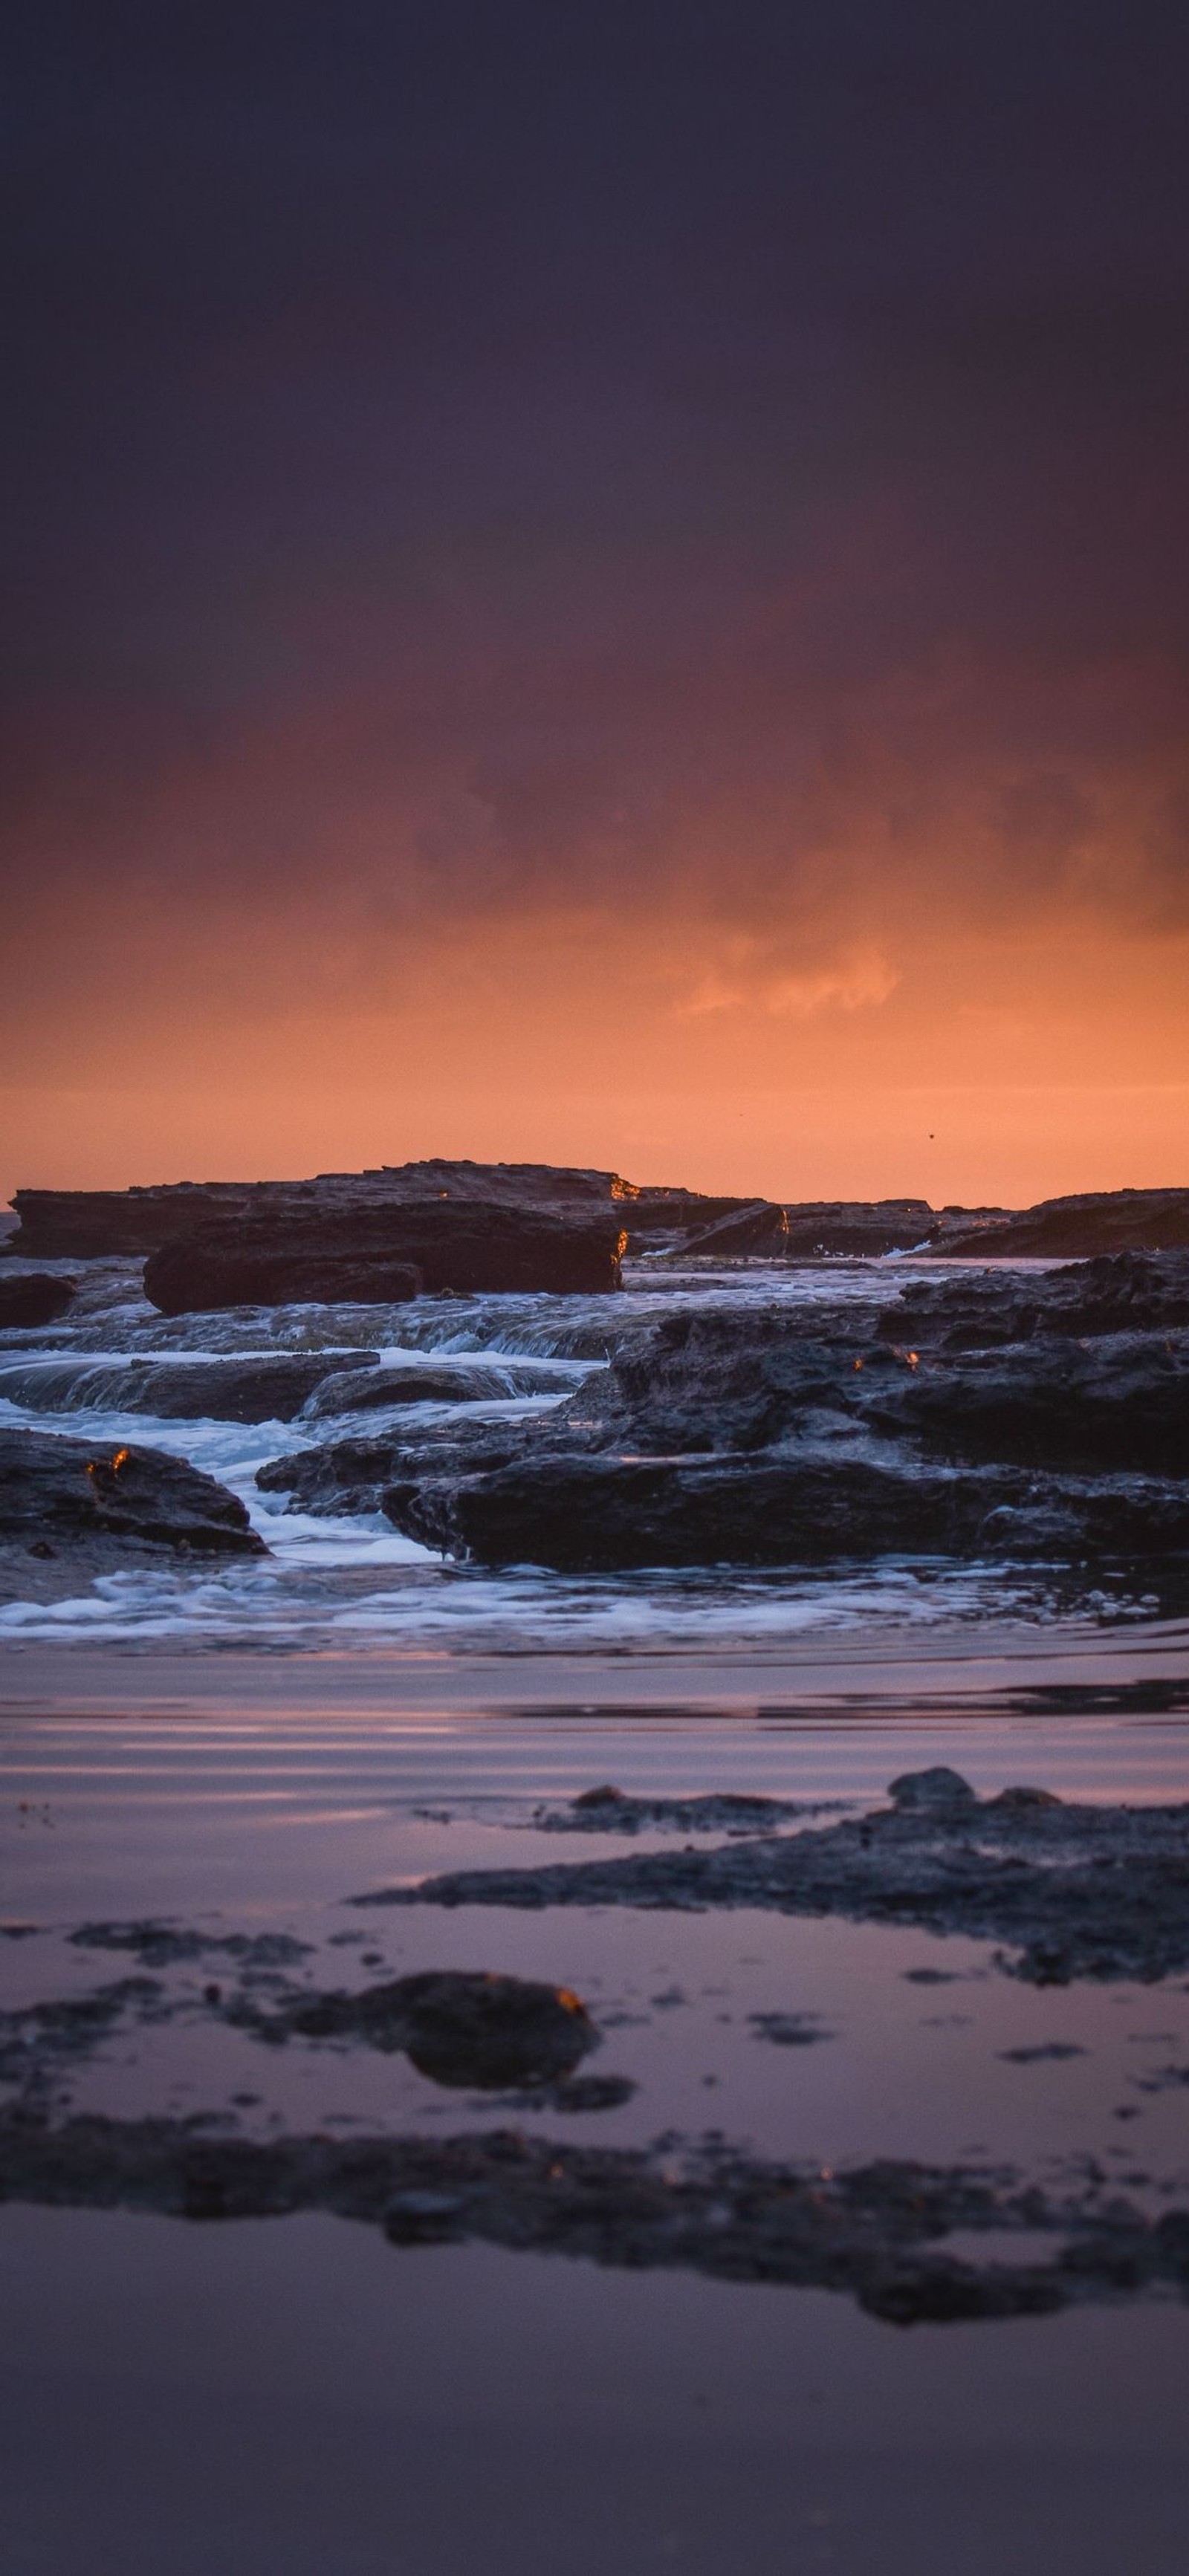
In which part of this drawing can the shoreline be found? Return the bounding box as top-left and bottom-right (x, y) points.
(4, 1611), (1188, 1719)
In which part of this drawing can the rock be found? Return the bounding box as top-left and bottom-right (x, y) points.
(861, 1329), (1189, 1476)
(357, 1779), (1189, 1984)
(748, 2012), (833, 2046)
(0, 1428), (264, 1557)
(7, 1160), (706, 1261)
(262, 1969), (597, 2088)
(537, 1787), (817, 1834)
(11, 1169), (1189, 1266)
(143, 1219), (424, 1313)
(256, 1418), (528, 1517)
(383, 1450), (1034, 1570)
(934, 1187), (1189, 1259)
(0, 1274), (77, 1329)
(143, 1202), (626, 1314)
(389, 1447), (1189, 1571)
(5, 1185), (254, 1259)
(883, 1250), (1189, 1348)
(0, 1353), (380, 1424)
(0, 2102), (1170, 2315)
(375, 1259), (1189, 1569)
(299, 1360), (526, 1418)
(888, 1768), (977, 1812)
(679, 1198), (939, 1258)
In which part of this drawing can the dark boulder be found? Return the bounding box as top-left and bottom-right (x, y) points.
(143, 1221), (422, 1313)
(0, 1353), (380, 1424)
(383, 1449), (1014, 1570)
(862, 1330), (1189, 1476)
(383, 1446), (1189, 1571)
(0, 1428), (264, 1555)
(547, 1308), (880, 1453)
(267, 1968), (597, 2088)
(0, 1274), (77, 1330)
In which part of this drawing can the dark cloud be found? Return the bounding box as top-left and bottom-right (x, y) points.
(4, 0), (1189, 993)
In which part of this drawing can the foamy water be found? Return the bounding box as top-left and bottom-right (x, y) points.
(0, 1251), (1155, 1649)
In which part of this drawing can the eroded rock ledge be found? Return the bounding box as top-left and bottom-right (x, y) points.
(1, 2109), (1187, 2323)
(352, 1771), (1189, 1985)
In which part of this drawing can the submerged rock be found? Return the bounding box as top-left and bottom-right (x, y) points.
(535, 1786), (823, 1834)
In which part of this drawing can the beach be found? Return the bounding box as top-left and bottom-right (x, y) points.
(4, 1612), (1189, 2573)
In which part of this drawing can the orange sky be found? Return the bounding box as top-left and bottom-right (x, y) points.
(4, 898), (1187, 1208)
(4, 10), (1188, 1215)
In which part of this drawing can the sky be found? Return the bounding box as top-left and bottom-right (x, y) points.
(3, 0), (1188, 1207)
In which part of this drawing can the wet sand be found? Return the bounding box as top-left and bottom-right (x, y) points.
(4, 1621), (1189, 2572)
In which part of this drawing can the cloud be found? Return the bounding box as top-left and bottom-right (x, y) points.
(676, 942), (899, 1019)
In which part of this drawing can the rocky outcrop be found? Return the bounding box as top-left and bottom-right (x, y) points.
(680, 1198), (938, 1258)
(0, 1428), (264, 1557)
(7, 1159), (736, 1261)
(143, 1223), (424, 1313)
(143, 1203), (626, 1314)
(383, 1447), (1187, 1571)
(935, 1187), (1189, 1259)
(0, 1274), (77, 1330)
(375, 1250), (1189, 1571)
(881, 1248), (1189, 1347)
(6, 1185), (254, 1259)
(861, 1331), (1189, 1476)
(10, 2104), (1188, 2314)
(10, 1166), (1189, 1268)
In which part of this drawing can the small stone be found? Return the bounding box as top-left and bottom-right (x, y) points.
(887, 1768), (977, 1813)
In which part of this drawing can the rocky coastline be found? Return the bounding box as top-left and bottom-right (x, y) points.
(7, 1161), (1189, 1273)
(1, 1163), (1188, 1601)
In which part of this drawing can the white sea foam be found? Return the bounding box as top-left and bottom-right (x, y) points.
(0, 1253), (1111, 1651)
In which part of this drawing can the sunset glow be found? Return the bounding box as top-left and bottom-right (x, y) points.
(3, 7), (1187, 1205)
